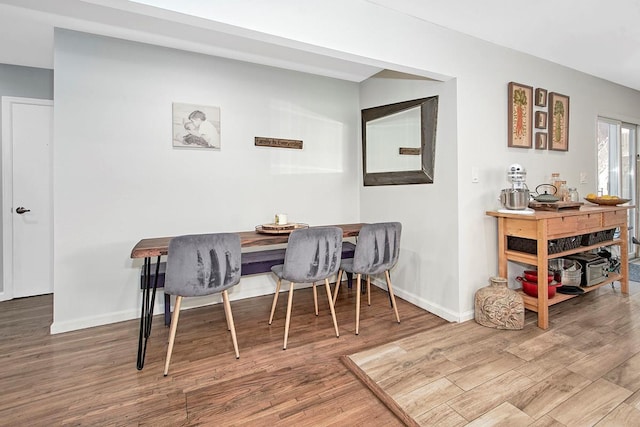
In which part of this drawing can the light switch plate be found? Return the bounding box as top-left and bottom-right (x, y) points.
(580, 172), (587, 184)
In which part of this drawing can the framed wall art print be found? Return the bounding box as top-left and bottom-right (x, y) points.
(508, 82), (533, 148)
(535, 88), (547, 107)
(535, 132), (548, 149)
(172, 102), (221, 149)
(535, 111), (547, 129)
(548, 92), (569, 151)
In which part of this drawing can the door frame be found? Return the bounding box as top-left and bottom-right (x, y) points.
(597, 115), (639, 259)
(1, 96), (54, 301)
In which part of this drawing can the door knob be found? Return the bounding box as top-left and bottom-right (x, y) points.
(16, 207), (31, 214)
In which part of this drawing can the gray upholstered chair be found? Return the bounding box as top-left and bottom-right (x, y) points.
(163, 233), (241, 376)
(268, 226), (342, 350)
(333, 222), (402, 335)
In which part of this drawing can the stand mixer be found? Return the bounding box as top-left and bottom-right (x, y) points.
(500, 163), (530, 210)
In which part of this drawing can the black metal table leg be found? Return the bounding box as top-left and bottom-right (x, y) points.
(136, 256), (161, 370)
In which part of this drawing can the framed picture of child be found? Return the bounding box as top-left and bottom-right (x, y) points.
(172, 102), (221, 149)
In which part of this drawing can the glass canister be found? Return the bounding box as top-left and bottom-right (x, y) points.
(551, 173), (561, 194)
(568, 187), (579, 202)
(557, 181), (568, 201)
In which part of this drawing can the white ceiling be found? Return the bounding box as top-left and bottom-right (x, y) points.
(0, 0), (639, 91)
(369, 0), (640, 91)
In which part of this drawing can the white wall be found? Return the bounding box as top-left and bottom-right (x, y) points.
(51, 0), (640, 331)
(455, 50), (640, 318)
(51, 30), (360, 332)
(359, 77), (459, 321)
(191, 0), (640, 320)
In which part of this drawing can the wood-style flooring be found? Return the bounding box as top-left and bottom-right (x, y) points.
(3, 280), (640, 426)
(0, 283), (446, 426)
(345, 281), (640, 426)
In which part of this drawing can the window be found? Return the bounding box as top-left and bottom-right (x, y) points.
(597, 117), (637, 257)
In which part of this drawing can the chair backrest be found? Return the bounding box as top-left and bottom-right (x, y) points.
(282, 226), (343, 283)
(352, 222), (402, 275)
(165, 233), (241, 297)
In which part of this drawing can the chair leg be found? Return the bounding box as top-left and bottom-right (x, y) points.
(283, 282), (295, 350)
(366, 275), (371, 306)
(355, 273), (361, 335)
(385, 270), (400, 323)
(332, 270), (343, 305)
(268, 279), (282, 325)
(313, 282), (318, 316)
(223, 294), (231, 331)
(163, 295), (183, 376)
(324, 278), (339, 338)
(222, 290), (240, 359)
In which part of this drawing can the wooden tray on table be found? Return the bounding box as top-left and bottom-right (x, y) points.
(255, 223), (309, 234)
(528, 201), (583, 211)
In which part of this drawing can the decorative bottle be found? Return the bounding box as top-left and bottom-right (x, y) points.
(551, 173), (561, 194)
(474, 276), (524, 330)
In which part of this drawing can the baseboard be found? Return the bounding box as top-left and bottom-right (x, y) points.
(50, 308), (141, 334)
(49, 278), (313, 334)
(49, 274), (460, 334)
(369, 278), (463, 323)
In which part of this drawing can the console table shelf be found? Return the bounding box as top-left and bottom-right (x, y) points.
(517, 273), (622, 312)
(504, 238), (624, 265)
(487, 206), (631, 329)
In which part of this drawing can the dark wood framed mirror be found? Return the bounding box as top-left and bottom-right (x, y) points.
(362, 96), (438, 186)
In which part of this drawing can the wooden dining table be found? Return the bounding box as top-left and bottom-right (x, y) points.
(130, 223), (363, 370)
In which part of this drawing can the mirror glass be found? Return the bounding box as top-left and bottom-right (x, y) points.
(362, 96), (438, 186)
(366, 107), (421, 173)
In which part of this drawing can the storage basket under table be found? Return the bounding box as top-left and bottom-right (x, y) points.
(581, 228), (616, 246)
(507, 235), (582, 255)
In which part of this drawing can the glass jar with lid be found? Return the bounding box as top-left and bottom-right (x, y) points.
(568, 187), (579, 202)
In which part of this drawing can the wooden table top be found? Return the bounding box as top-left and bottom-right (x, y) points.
(486, 204), (632, 220)
(130, 223), (364, 259)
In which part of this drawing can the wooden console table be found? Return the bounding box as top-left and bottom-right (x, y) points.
(487, 206), (631, 329)
(130, 223), (363, 370)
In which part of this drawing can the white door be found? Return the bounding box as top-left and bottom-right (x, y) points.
(1, 97), (53, 300)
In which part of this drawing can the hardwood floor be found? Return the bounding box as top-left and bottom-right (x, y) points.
(346, 281), (640, 426)
(4, 280), (640, 426)
(0, 283), (447, 426)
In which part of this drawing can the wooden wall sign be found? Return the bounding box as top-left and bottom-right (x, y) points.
(254, 137), (303, 149)
(399, 147), (421, 155)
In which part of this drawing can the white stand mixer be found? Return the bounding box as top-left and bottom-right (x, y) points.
(500, 163), (533, 212)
